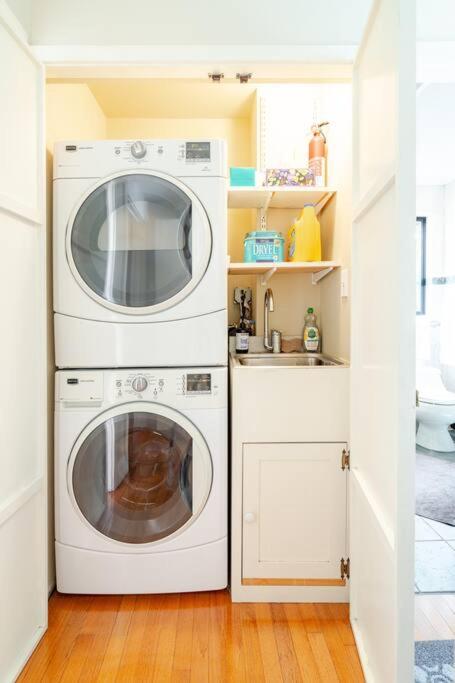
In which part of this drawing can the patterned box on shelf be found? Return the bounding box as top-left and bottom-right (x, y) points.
(265, 168), (314, 187)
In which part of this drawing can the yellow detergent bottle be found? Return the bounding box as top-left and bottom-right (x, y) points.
(287, 204), (321, 262)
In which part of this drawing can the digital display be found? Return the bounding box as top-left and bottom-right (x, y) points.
(186, 141), (211, 162)
(186, 373), (211, 394)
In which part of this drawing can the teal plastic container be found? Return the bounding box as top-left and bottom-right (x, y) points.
(230, 167), (256, 187)
(244, 231), (284, 263)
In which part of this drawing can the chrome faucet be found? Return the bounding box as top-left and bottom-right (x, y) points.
(263, 288), (275, 351)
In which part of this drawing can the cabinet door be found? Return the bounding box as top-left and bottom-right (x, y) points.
(242, 443), (347, 583)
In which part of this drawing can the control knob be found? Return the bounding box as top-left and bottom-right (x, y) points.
(131, 140), (146, 159)
(132, 375), (148, 393)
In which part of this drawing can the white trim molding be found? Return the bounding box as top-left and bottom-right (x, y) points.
(0, 477), (43, 528)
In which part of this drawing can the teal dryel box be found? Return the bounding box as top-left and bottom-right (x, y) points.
(230, 167), (256, 187)
(244, 231), (284, 263)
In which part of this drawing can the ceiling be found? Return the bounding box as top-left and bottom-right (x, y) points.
(8, 0), (455, 50)
(417, 83), (455, 186)
(29, 0), (370, 45)
(25, 0), (372, 47)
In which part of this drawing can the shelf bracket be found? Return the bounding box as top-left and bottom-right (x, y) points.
(314, 191), (334, 215)
(260, 267), (277, 286)
(256, 192), (273, 230)
(312, 267), (333, 285)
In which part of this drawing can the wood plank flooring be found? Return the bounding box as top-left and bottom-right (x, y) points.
(415, 593), (455, 641)
(18, 591), (365, 682)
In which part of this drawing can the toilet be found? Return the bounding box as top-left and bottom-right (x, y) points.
(416, 366), (455, 452)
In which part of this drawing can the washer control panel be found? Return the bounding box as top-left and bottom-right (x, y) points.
(56, 368), (227, 410)
(111, 369), (223, 404)
(114, 372), (164, 400)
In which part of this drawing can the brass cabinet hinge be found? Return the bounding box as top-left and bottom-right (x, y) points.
(340, 557), (350, 580)
(341, 448), (350, 471)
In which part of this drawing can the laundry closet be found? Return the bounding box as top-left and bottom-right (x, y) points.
(46, 78), (352, 356)
(1, 1), (415, 680)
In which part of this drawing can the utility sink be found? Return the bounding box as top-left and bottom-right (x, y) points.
(235, 353), (344, 367)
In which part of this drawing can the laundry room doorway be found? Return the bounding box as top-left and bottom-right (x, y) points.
(0, 0), (416, 680)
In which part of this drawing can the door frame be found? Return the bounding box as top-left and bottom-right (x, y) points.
(23, 15), (415, 681)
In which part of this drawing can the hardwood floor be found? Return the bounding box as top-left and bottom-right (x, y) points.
(18, 591), (365, 682)
(415, 593), (455, 641)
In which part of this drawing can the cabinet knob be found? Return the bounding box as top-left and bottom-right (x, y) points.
(244, 512), (256, 523)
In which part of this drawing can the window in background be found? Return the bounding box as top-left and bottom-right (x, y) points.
(416, 216), (427, 315)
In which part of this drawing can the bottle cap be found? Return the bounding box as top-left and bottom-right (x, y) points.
(307, 307), (314, 313)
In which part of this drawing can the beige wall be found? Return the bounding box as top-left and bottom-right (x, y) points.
(46, 83), (107, 590)
(46, 80), (351, 352)
(251, 83), (352, 355)
(47, 83), (107, 147)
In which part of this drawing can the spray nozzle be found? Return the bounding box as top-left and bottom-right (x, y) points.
(311, 121), (329, 143)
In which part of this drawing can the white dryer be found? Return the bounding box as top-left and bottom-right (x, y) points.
(55, 367), (227, 594)
(53, 139), (227, 368)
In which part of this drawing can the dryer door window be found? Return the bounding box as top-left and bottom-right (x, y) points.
(69, 172), (212, 314)
(70, 409), (212, 544)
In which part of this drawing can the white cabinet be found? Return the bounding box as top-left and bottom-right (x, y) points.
(242, 442), (347, 584)
(230, 358), (350, 602)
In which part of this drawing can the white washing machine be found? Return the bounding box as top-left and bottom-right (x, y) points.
(53, 139), (227, 368)
(55, 367), (227, 594)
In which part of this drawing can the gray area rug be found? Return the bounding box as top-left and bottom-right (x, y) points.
(415, 640), (455, 682)
(416, 449), (455, 526)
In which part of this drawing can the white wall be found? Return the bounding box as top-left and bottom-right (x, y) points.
(441, 179), (455, 389)
(416, 183), (455, 390)
(417, 84), (455, 186)
(417, 0), (455, 40)
(416, 185), (444, 366)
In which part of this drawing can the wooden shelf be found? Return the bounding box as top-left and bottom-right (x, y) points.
(228, 186), (336, 213)
(228, 260), (340, 285)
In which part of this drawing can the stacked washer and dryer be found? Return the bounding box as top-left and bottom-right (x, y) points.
(53, 139), (228, 593)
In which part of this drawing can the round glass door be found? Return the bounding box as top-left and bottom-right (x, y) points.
(70, 407), (212, 544)
(68, 172), (211, 313)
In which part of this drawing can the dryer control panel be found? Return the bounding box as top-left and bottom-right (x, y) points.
(53, 139), (227, 180)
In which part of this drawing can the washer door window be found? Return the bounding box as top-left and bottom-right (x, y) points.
(70, 405), (212, 544)
(68, 171), (212, 314)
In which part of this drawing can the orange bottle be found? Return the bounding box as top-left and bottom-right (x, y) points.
(309, 121), (329, 187)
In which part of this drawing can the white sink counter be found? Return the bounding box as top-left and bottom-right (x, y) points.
(229, 349), (350, 603)
(229, 351), (349, 443)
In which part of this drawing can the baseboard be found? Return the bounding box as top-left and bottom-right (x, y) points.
(350, 618), (374, 683)
(7, 625), (46, 683)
